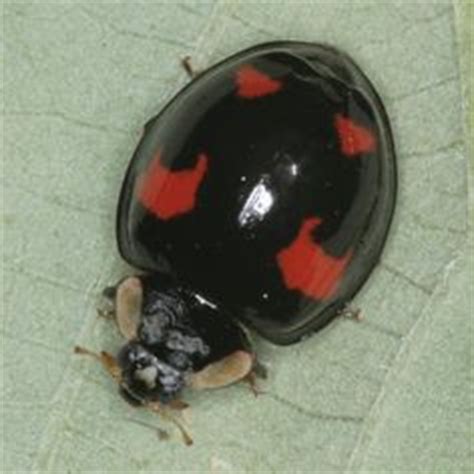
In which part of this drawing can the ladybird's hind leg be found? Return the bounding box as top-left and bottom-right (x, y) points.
(189, 349), (266, 397)
(181, 56), (201, 79)
(97, 277), (143, 340)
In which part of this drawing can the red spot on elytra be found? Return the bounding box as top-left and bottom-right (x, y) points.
(276, 217), (352, 300)
(236, 65), (282, 99)
(334, 114), (376, 156)
(137, 152), (208, 220)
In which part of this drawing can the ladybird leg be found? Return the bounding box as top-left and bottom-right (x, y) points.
(147, 401), (193, 446)
(189, 350), (254, 390)
(167, 398), (190, 411)
(242, 370), (265, 397)
(338, 304), (363, 321)
(181, 56), (200, 79)
(242, 355), (269, 396)
(74, 345), (121, 383)
(252, 359), (268, 379)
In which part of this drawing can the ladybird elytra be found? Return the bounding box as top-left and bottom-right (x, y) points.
(117, 41), (397, 345)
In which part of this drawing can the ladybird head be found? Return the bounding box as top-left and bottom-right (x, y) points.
(111, 276), (212, 405)
(117, 341), (187, 405)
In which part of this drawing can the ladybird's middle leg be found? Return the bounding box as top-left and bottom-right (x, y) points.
(242, 371), (261, 397)
(189, 350), (254, 390)
(242, 361), (269, 397)
(147, 401), (193, 446)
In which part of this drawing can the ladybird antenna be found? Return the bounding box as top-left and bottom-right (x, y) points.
(74, 345), (121, 382)
(75, 346), (193, 446)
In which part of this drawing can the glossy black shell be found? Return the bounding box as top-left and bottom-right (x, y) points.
(117, 41), (397, 345)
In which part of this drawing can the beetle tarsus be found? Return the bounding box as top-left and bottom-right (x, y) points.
(243, 370), (265, 397)
(97, 307), (115, 320)
(338, 304), (363, 321)
(147, 401), (193, 446)
(252, 359), (268, 379)
(126, 417), (170, 441)
(181, 56), (198, 79)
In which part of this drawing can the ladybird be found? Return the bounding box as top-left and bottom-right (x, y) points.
(76, 41), (396, 442)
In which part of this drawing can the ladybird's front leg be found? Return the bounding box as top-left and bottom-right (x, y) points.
(147, 401), (193, 446)
(189, 350), (255, 390)
(241, 358), (268, 397)
(167, 398), (190, 411)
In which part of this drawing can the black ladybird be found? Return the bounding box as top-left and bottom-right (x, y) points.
(77, 41), (396, 440)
